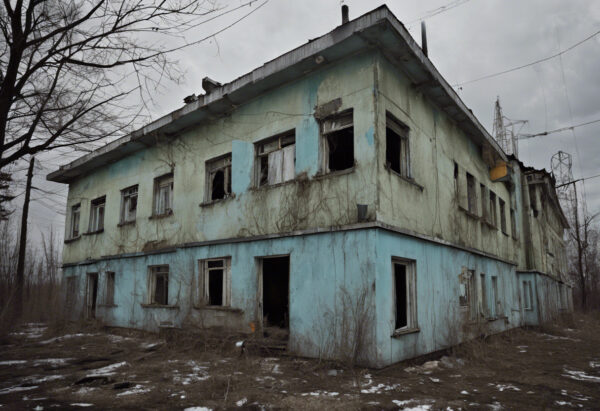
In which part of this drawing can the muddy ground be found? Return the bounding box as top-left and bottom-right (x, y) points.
(0, 313), (599, 410)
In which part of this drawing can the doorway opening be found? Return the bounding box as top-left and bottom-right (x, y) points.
(86, 273), (98, 319)
(261, 256), (289, 332)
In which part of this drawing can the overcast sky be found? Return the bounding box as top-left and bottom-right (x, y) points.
(10, 0), (600, 247)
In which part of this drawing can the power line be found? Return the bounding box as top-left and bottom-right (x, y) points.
(453, 28), (600, 87)
(407, 0), (471, 26)
(556, 173), (600, 189)
(519, 118), (600, 139)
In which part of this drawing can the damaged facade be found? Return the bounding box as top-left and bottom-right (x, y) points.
(48, 6), (572, 368)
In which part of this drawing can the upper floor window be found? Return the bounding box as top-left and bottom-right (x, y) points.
(120, 185), (138, 224)
(480, 184), (488, 220)
(489, 191), (498, 227)
(256, 132), (295, 186)
(153, 173), (173, 216)
(386, 114), (410, 177)
(466, 172), (477, 214)
(499, 198), (507, 233)
(321, 110), (354, 173)
(206, 154), (232, 201)
(69, 203), (81, 238)
(88, 196), (105, 232)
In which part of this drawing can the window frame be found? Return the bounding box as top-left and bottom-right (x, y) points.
(69, 203), (81, 239)
(479, 273), (488, 318)
(148, 265), (169, 305)
(205, 154), (232, 202)
(491, 276), (501, 318)
(88, 196), (106, 233)
(105, 271), (115, 306)
(523, 280), (533, 311)
(499, 198), (507, 234)
(120, 185), (138, 224)
(466, 172), (477, 215)
(320, 109), (354, 174)
(254, 131), (295, 187)
(198, 257), (232, 307)
(152, 173), (174, 217)
(385, 113), (411, 178)
(489, 190), (498, 227)
(391, 257), (418, 334)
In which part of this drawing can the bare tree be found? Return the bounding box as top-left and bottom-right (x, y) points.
(567, 210), (599, 310)
(0, 0), (266, 207)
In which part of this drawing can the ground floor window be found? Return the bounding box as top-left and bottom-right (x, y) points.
(392, 258), (417, 332)
(459, 269), (477, 320)
(523, 280), (533, 310)
(148, 265), (169, 305)
(198, 258), (231, 306)
(105, 272), (115, 305)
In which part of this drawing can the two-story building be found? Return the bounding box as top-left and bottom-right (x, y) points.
(48, 6), (571, 367)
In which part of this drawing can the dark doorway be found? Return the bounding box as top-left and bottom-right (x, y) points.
(86, 273), (98, 319)
(261, 256), (289, 329)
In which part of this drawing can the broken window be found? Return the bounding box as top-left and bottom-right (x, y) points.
(206, 154), (232, 201)
(393, 258), (416, 331)
(491, 276), (501, 317)
(321, 110), (354, 172)
(499, 198), (507, 233)
(256, 132), (295, 186)
(105, 272), (115, 305)
(479, 273), (488, 318)
(460, 269), (477, 320)
(199, 258), (231, 306)
(489, 191), (498, 227)
(70, 203), (80, 238)
(88, 196), (105, 232)
(480, 184), (488, 220)
(153, 173), (173, 216)
(466, 173), (477, 214)
(148, 265), (169, 305)
(120, 185), (138, 224)
(523, 280), (533, 310)
(510, 208), (517, 238)
(386, 114), (410, 177)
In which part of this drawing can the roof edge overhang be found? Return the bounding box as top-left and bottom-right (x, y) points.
(47, 5), (506, 184)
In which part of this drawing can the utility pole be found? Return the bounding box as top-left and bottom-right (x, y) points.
(15, 156), (34, 319)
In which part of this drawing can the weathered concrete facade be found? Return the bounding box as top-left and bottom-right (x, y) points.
(49, 6), (571, 367)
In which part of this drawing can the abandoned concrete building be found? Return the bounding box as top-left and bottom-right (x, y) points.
(48, 6), (572, 367)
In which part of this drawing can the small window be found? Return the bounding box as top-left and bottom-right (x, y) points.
(466, 173), (477, 214)
(386, 114), (410, 177)
(393, 258), (417, 331)
(199, 258), (231, 306)
(256, 133), (295, 186)
(105, 272), (115, 305)
(491, 276), (501, 317)
(529, 185), (538, 217)
(489, 191), (498, 227)
(460, 269), (478, 320)
(510, 208), (517, 238)
(499, 198), (507, 233)
(153, 173), (173, 216)
(120, 185), (138, 224)
(480, 184), (488, 219)
(321, 110), (354, 172)
(479, 273), (487, 318)
(88, 196), (105, 232)
(523, 280), (533, 310)
(206, 154), (232, 201)
(70, 204), (81, 238)
(148, 265), (169, 305)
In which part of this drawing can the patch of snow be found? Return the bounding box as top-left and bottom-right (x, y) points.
(184, 407), (212, 411)
(235, 341), (244, 348)
(107, 335), (131, 343)
(140, 341), (161, 349)
(23, 375), (65, 383)
(0, 385), (38, 395)
(236, 398), (247, 407)
(22, 396), (48, 401)
(562, 368), (600, 383)
(301, 390), (339, 397)
(33, 358), (72, 367)
(488, 401), (503, 410)
(491, 383), (521, 392)
(39, 334), (97, 345)
(75, 387), (96, 395)
(590, 361), (600, 369)
(393, 400), (415, 407)
(0, 360), (27, 366)
(429, 377), (440, 383)
(360, 383), (402, 394)
(70, 404), (93, 407)
(460, 390), (469, 395)
(538, 333), (581, 342)
(88, 361), (128, 376)
(116, 384), (150, 396)
(173, 361), (210, 385)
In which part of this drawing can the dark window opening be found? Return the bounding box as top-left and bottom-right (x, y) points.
(106, 272), (115, 305)
(467, 173), (476, 214)
(208, 269), (224, 306)
(206, 155), (231, 201)
(154, 273), (168, 305)
(394, 263), (408, 329)
(262, 256), (290, 330)
(87, 273), (98, 319)
(211, 170), (225, 200)
(386, 114), (410, 176)
(327, 129), (354, 171)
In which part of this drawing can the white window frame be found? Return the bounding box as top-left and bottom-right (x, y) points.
(153, 173), (173, 216)
(120, 185), (138, 224)
(205, 154), (232, 202)
(148, 265), (169, 305)
(70, 203), (81, 238)
(88, 196), (105, 232)
(198, 257), (232, 307)
(255, 132), (295, 187)
(320, 110), (354, 173)
(392, 257), (417, 333)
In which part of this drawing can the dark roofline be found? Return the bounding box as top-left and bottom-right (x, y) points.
(47, 5), (506, 184)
